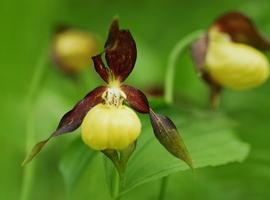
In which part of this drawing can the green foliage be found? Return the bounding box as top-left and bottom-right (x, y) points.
(1, 0), (270, 199)
(59, 137), (97, 192)
(59, 104), (249, 198)
(122, 105), (249, 195)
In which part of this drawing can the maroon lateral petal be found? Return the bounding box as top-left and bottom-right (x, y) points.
(190, 34), (208, 73)
(104, 19), (137, 82)
(190, 35), (222, 109)
(55, 86), (106, 135)
(213, 12), (270, 50)
(149, 109), (193, 170)
(121, 84), (149, 113)
(92, 54), (110, 83)
(22, 86), (106, 165)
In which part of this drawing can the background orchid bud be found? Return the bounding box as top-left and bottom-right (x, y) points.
(81, 103), (141, 150)
(205, 30), (269, 90)
(52, 28), (100, 74)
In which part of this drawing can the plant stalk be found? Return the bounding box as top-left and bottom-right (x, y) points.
(162, 30), (204, 200)
(164, 30), (205, 104)
(209, 86), (221, 110)
(158, 176), (169, 200)
(20, 49), (48, 200)
(112, 170), (120, 200)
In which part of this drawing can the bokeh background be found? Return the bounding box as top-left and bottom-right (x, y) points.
(1, 0), (270, 199)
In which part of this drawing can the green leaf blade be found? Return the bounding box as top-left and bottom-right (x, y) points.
(59, 137), (97, 192)
(120, 105), (249, 195)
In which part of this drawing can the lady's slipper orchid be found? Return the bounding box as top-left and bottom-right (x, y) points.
(23, 20), (192, 170)
(191, 12), (270, 106)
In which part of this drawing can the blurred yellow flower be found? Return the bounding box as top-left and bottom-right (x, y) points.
(53, 29), (99, 74)
(205, 30), (269, 90)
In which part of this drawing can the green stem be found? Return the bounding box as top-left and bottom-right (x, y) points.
(161, 30), (204, 200)
(209, 86), (221, 110)
(112, 171), (120, 200)
(164, 30), (205, 104)
(112, 164), (125, 200)
(158, 176), (169, 200)
(20, 49), (48, 200)
(112, 167), (126, 200)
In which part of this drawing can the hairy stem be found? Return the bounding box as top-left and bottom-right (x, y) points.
(164, 30), (205, 104)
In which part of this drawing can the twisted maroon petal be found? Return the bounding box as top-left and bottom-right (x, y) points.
(105, 19), (137, 82)
(22, 86), (106, 165)
(213, 12), (270, 50)
(190, 34), (208, 73)
(121, 84), (149, 113)
(92, 54), (110, 83)
(190, 35), (222, 108)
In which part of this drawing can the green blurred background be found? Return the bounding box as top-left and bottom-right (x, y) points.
(1, 0), (270, 199)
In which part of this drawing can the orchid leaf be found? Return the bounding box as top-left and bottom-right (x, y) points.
(59, 137), (97, 192)
(101, 103), (249, 197)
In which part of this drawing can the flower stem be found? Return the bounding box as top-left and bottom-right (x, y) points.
(112, 170), (120, 200)
(112, 162), (126, 200)
(164, 30), (205, 104)
(162, 30), (204, 200)
(209, 86), (221, 110)
(112, 167), (126, 200)
(20, 48), (48, 200)
(158, 176), (169, 200)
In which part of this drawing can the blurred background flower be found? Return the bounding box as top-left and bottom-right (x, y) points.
(191, 12), (270, 108)
(52, 27), (100, 75)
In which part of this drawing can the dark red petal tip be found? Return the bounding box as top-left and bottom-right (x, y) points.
(22, 139), (51, 166)
(121, 85), (149, 113)
(213, 12), (270, 50)
(92, 54), (110, 83)
(105, 19), (120, 49)
(22, 86), (106, 165)
(104, 19), (137, 82)
(149, 109), (193, 170)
